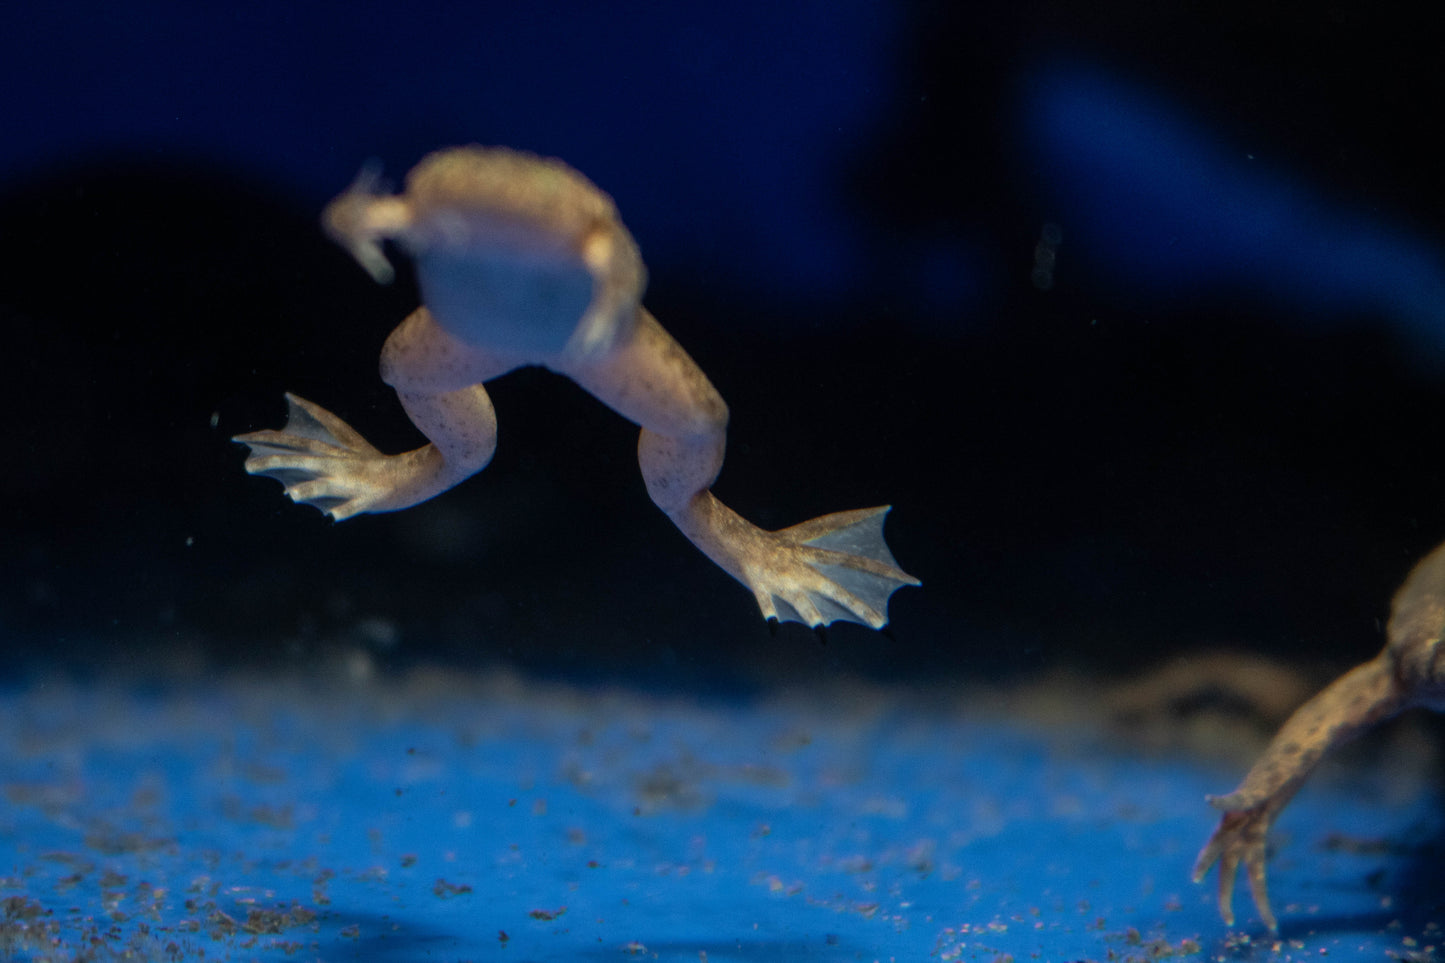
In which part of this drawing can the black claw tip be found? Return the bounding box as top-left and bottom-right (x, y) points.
(813, 625), (828, 646)
(766, 617), (779, 638)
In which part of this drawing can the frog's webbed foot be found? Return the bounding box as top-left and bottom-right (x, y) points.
(233, 393), (416, 521)
(743, 505), (919, 630)
(1192, 800), (1279, 932)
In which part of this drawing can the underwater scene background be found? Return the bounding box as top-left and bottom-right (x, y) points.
(1, 2), (1443, 960)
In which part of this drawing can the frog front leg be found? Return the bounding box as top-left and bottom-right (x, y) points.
(235, 307), (514, 520)
(568, 309), (919, 629)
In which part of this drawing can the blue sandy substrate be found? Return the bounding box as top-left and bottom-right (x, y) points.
(0, 662), (1439, 962)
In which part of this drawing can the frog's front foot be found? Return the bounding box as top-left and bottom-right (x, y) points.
(233, 393), (426, 521)
(739, 506), (919, 629)
(1192, 799), (1279, 931)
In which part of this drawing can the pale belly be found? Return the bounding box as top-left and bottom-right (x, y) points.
(416, 248), (595, 356)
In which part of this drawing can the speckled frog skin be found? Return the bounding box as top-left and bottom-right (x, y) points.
(1193, 538), (1445, 930)
(235, 146), (918, 629)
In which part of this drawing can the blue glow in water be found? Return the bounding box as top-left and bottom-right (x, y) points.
(1024, 64), (1445, 354)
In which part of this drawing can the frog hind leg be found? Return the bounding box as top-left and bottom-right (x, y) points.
(659, 485), (919, 629)
(234, 383), (498, 521)
(570, 308), (919, 630)
(640, 435), (920, 630)
(233, 393), (385, 516)
(758, 505), (919, 627)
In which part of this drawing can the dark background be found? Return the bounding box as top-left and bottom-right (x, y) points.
(3, 1), (1445, 688)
